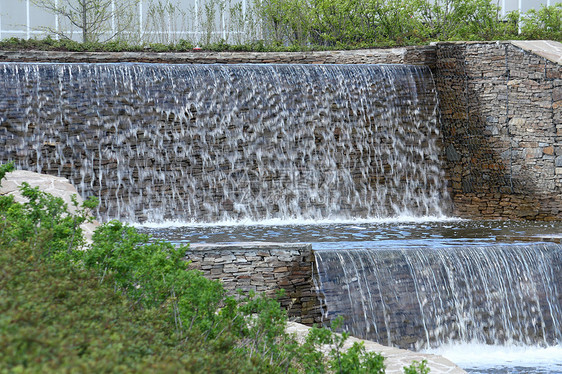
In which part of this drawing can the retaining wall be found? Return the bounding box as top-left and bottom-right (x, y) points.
(434, 41), (562, 219)
(185, 243), (323, 324)
(1, 42), (560, 219)
(0, 47), (436, 65)
(1, 42), (560, 341)
(0, 62), (440, 222)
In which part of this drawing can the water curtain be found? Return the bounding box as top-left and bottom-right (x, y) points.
(314, 243), (562, 349)
(0, 63), (448, 223)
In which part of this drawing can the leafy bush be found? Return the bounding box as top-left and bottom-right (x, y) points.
(251, 0), (561, 48)
(0, 166), (433, 373)
(404, 360), (430, 374)
(0, 167), (259, 373)
(521, 4), (562, 40)
(301, 317), (386, 374)
(0, 0), (559, 52)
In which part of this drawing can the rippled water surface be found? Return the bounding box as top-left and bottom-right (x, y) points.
(137, 218), (562, 248)
(137, 218), (562, 374)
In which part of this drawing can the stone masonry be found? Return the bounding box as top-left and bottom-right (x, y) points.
(434, 41), (562, 219)
(0, 46), (436, 66)
(0, 43), (559, 362)
(1, 41), (560, 219)
(185, 243), (322, 324)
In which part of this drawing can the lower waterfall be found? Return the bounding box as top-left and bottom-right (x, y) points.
(313, 243), (562, 350)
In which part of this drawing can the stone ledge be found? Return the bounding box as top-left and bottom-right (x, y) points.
(0, 46), (436, 66)
(511, 40), (562, 65)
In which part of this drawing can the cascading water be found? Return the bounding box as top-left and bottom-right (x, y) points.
(0, 62), (448, 223)
(4, 59), (560, 372)
(313, 243), (562, 350)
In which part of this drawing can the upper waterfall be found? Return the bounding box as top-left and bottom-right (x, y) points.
(0, 62), (449, 223)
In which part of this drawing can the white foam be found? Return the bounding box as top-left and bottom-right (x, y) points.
(424, 343), (562, 372)
(133, 214), (463, 228)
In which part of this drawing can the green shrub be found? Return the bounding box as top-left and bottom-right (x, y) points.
(0, 173), (259, 372)
(298, 317), (386, 374)
(404, 360), (431, 374)
(1, 166), (434, 373)
(521, 4), (562, 40)
(0, 231), (261, 373)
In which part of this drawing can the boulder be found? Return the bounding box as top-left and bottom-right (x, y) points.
(0, 170), (99, 244)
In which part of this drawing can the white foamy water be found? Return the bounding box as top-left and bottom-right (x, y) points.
(314, 243), (562, 349)
(425, 343), (562, 373)
(134, 214), (461, 228)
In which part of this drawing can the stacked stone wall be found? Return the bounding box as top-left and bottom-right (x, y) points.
(434, 41), (562, 219)
(1, 43), (560, 334)
(185, 243), (322, 324)
(2, 42), (559, 219)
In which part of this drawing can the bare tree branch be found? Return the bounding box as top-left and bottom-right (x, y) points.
(31, 0), (138, 43)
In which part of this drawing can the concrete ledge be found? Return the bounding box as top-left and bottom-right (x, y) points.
(287, 322), (466, 374)
(511, 40), (562, 65)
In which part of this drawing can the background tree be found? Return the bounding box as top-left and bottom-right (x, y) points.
(31, 0), (138, 43)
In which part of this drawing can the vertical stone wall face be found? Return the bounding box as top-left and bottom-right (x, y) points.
(0, 59), (441, 223)
(185, 243), (322, 324)
(1, 43), (559, 219)
(0, 44), (560, 329)
(434, 42), (562, 219)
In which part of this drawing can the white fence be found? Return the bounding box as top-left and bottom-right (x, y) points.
(0, 0), (555, 44)
(0, 0), (257, 44)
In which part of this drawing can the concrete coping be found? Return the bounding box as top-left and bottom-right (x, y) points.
(511, 40), (562, 65)
(433, 40), (562, 65)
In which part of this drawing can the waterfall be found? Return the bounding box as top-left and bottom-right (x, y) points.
(314, 243), (562, 350)
(0, 62), (448, 223)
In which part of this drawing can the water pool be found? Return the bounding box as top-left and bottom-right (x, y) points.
(137, 218), (562, 248)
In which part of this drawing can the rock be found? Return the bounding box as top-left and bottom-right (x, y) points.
(285, 322), (466, 374)
(445, 144), (461, 162)
(543, 146), (554, 155)
(0, 170), (99, 245)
